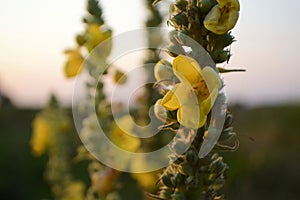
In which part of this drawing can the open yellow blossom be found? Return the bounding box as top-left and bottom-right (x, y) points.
(85, 24), (111, 52)
(204, 0), (240, 34)
(160, 55), (221, 129)
(64, 48), (84, 78)
(110, 115), (141, 152)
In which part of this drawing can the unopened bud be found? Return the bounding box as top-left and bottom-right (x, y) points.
(211, 49), (230, 63)
(154, 60), (173, 84)
(198, 0), (212, 13)
(154, 99), (169, 122)
(167, 43), (185, 57)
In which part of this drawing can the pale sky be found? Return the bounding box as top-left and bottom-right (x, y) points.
(0, 0), (300, 108)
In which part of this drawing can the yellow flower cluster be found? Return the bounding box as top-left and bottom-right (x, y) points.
(30, 108), (70, 156)
(85, 24), (111, 52)
(64, 23), (112, 78)
(30, 116), (53, 156)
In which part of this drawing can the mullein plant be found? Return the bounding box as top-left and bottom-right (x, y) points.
(147, 0), (243, 199)
(63, 1), (124, 199)
(31, 0), (119, 199)
(30, 96), (85, 200)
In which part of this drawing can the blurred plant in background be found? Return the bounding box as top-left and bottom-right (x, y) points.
(30, 0), (245, 199)
(31, 95), (85, 200)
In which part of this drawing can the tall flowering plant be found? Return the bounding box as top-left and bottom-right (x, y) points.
(148, 0), (242, 199)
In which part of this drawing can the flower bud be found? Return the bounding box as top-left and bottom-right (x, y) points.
(198, 0), (212, 13)
(211, 49), (230, 63)
(224, 113), (233, 129)
(171, 173), (185, 187)
(219, 127), (236, 142)
(113, 69), (127, 85)
(154, 60), (173, 83)
(174, 0), (188, 12)
(76, 34), (86, 46)
(160, 173), (174, 187)
(186, 149), (199, 165)
(213, 33), (235, 50)
(178, 163), (194, 176)
(154, 99), (169, 122)
(167, 43), (185, 57)
(170, 13), (188, 27)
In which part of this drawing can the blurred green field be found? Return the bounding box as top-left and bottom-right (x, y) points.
(0, 103), (299, 200)
(225, 105), (300, 200)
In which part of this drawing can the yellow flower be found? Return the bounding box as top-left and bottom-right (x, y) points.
(85, 24), (111, 52)
(131, 172), (158, 191)
(110, 115), (141, 152)
(204, 0), (240, 34)
(154, 60), (174, 86)
(113, 69), (127, 85)
(62, 181), (85, 200)
(64, 48), (84, 78)
(130, 156), (160, 191)
(30, 116), (53, 156)
(160, 55), (221, 129)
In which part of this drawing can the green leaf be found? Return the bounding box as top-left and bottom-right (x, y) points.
(217, 67), (246, 73)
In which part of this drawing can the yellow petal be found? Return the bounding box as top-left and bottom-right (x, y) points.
(173, 55), (202, 85)
(199, 67), (221, 114)
(161, 83), (190, 111)
(85, 24), (111, 52)
(228, 10), (239, 30)
(177, 105), (206, 129)
(30, 116), (52, 156)
(217, 0), (240, 10)
(110, 115), (141, 152)
(114, 115), (134, 133)
(199, 88), (219, 115)
(113, 69), (127, 85)
(204, 3), (239, 34)
(202, 67), (222, 92)
(204, 5), (222, 33)
(64, 49), (84, 78)
(131, 172), (158, 191)
(161, 87), (179, 111)
(62, 181), (85, 200)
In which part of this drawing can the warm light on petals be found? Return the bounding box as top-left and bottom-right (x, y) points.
(160, 55), (221, 129)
